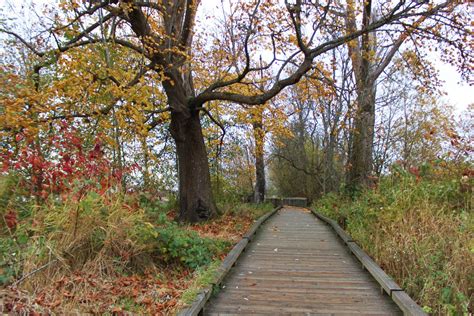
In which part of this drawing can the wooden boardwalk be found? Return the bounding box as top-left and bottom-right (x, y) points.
(204, 207), (402, 315)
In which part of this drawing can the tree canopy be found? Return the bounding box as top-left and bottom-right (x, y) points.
(1, 0), (471, 219)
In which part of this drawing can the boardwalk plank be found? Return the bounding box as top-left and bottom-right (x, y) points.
(205, 207), (402, 315)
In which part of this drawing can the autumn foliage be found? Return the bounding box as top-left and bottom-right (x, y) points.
(1, 122), (123, 200)
(0, 0), (472, 314)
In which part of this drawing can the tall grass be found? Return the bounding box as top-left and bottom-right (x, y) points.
(314, 163), (473, 315)
(1, 179), (230, 289)
(2, 191), (158, 289)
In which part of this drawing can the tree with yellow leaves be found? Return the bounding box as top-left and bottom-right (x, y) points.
(1, 0), (470, 222)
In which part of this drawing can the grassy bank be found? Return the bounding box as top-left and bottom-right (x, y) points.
(0, 173), (273, 314)
(314, 163), (473, 315)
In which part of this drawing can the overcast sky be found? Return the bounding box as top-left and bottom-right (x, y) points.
(436, 61), (472, 113)
(195, 0), (473, 114)
(1, 0), (472, 113)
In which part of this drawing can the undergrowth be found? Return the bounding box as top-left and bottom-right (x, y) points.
(0, 171), (275, 314)
(314, 162), (473, 315)
(179, 260), (222, 305)
(217, 201), (274, 219)
(0, 121), (277, 314)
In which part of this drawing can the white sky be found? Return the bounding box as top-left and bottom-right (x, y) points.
(437, 61), (473, 113)
(0, 0), (472, 113)
(197, 0), (473, 114)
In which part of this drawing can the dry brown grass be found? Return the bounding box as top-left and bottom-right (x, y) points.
(2, 192), (267, 314)
(315, 167), (473, 315)
(18, 193), (157, 292)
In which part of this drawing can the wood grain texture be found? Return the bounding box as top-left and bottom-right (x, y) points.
(178, 206), (281, 316)
(310, 209), (353, 243)
(392, 291), (427, 316)
(311, 209), (426, 316)
(205, 207), (402, 315)
(346, 241), (402, 295)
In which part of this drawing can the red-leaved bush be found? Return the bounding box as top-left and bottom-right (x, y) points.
(1, 121), (125, 200)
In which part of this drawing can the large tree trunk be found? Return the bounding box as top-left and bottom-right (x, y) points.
(346, 86), (376, 189)
(345, 0), (377, 191)
(170, 106), (216, 223)
(253, 122), (265, 203)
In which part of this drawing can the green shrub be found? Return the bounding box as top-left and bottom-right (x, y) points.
(0, 174), (36, 284)
(0, 236), (21, 284)
(138, 191), (178, 223)
(156, 223), (229, 269)
(217, 202), (274, 219)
